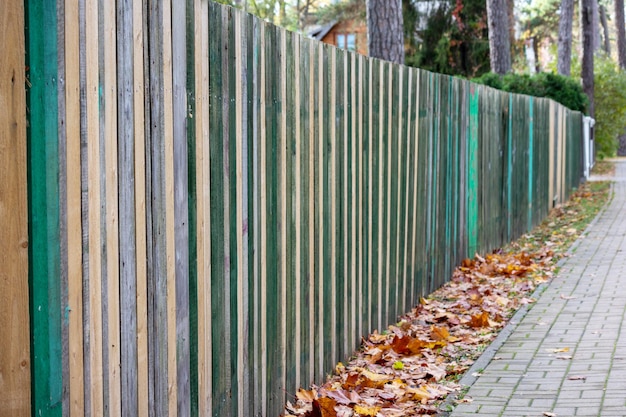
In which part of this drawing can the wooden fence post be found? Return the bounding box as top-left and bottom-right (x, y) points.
(0, 0), (31, 415)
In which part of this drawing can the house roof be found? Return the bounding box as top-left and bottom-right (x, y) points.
(308, 21), (338, 41)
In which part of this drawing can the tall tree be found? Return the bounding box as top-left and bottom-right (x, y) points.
(616, 0), (626, 68)
(367, 0), (405, 64)
(486, 0), (512, 73)
(599, 4), (610, 55)
(582, 0), (595, 117)
(557, 0), (574, 75)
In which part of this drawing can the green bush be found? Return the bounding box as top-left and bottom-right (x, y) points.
(472, 72), (588, 113)
(587, 55), (626, 158)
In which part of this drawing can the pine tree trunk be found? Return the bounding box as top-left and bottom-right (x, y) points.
(616, 0), (626, 68)
(592, 0), (600, 51)
(599, 5), (611, 55)
(582, 0), (595, 117)
(557, 0), (574, 76)
(486, 0), (511, 74)
(367, 0), (405, 64)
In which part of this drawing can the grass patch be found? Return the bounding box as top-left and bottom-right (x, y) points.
(506, 181), (612, 258)
(591, 160), (615, 176)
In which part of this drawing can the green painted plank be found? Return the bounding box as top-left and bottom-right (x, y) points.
(26, 0), (63, 414)
(370, 58), (381, 331)
(285, 29), (297, 401)
(527, 97), (534, 232)
(264, 23), (282, 415)
(467, 84), (479, 257)
(208, 4), (230, 416)
(334, 50), (345, 361)
(297, 37), (311, 388)
(226, 8), (239, 417)
(185, 0), (198, 409)
(247, 11), (259, 413)
(321, 45), (332, 374)
(507, 93), (513, 241)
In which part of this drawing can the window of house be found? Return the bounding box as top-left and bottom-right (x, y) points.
(336, 33), (356, 51)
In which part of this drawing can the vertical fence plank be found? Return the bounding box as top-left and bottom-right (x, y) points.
(116, 0), (137, 413)
(27, 0), (63, 414)
(0, 1), (30, 414)
(62, 0), (85, 414)
(194, 0), (211, 414)
(85, 0), (104, 412)
(133, 0), (149, 414)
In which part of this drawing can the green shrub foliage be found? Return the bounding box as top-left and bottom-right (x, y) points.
(472, 72), (588, 113)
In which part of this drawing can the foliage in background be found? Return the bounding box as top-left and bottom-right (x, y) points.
(473, 72), (587, 113)
(569, 53), (626, 158)
(405, 0), (490, 77)
(518, 0), (561, 72)
(579, 54), (626, 158)
(315, 0), (365, 24)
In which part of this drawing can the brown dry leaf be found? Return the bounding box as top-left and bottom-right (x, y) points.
(543, 412), (558, 417)
(369, 332), (389, 343)
(430, 325), (450, 341)
(324, 389), (353, 405)
(310, 398), (338, 417)
(353, 404), (381, 416)
(556, 355), (573, 360)
(426, 364), (447, 381)
(568, 375), (587, 381)
(360, 368), (392, 388)
(297, 388), (317, 402)
(469, 311), (491, 328)
(560, 294), (577, 300)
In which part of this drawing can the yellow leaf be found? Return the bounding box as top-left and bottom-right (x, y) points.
(430, 325), (450, 341)
(296, 388), (316, 402)
(550, 347), (570, 353)
(354, 404), (381, 416)
(406, 385), (435, 403)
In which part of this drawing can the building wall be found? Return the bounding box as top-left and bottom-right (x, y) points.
(321, 20), (368, 56)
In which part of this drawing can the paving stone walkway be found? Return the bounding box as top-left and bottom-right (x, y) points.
(449, 159), (626, 417)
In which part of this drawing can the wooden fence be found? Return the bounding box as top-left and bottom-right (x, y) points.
(16, 1), (586, 416)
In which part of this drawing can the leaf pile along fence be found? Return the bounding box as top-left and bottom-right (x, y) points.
(23, 1), (585, 416)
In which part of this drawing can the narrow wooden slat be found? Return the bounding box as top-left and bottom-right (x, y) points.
(293, 33), (302, 389)
(234, 10), (250, 417)
(366, 58), (374, 336)
(0, 1), (30, 414)
(279, 26), (288, 408)
(350, 53), (357, 346)
(258, 20), (268, 417)
(376, 61), (385, 331)
(527, 97), (534, 232)
(342, 49), (350, 354)
(384, 62), (393, 322)
(410, 70), (421, 301)
(329, 49), (338, 366)
(161, 0), (177, 413)
(316, 41), (325, 381)
(85, 0), (104, 412)
(356, 55), (364, 340)
(307, 40), (316, 383)
(132, 0), (149, 415)
(250, 14), (261, 414)
(171, 0), (190, 412)
(195, 0), (211, 414)
(402, 69), (413, 312)
(114, 2), (133, 416)
(64, 0), (85, 413)
(395, 67), (404, 315)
